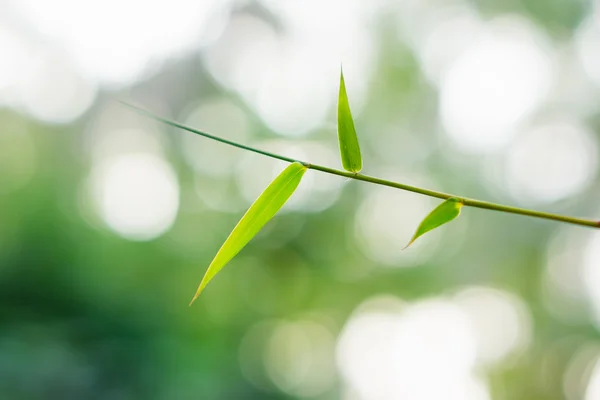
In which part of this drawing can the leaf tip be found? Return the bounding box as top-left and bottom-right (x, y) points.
(336, 67), (363, 174)
(189, 162), (307, 303)
(405, 198), (464, 248)
(189, 290), (201, 306)
(189, 278), (208, 306)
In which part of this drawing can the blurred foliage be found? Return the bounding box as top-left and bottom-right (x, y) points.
(2, 0), (600, 399)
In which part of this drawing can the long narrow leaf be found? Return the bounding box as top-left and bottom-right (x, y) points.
(337, 69), (363, 173)
(190, 162), (307, 304)
(405, 198), (463, 248)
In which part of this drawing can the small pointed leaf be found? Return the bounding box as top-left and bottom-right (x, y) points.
(190, 162), (307, 304)
(337, 69), (363, 173)
(405, 198), (463, 248)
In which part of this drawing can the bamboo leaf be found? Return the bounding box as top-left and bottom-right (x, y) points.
(190, 162), (307, 305)
(337, 68), (363, 173)
(405, 198), (463, 248)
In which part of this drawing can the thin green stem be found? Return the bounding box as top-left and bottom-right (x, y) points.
(121, 102), (600, 229)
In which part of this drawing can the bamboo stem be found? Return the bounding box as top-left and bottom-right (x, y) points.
(121, 102), (600, 229)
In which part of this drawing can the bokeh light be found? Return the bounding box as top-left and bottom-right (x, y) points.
(88, 153), (180, 241)
(0, 20), (96, 123)
(264, 320), (336, 397)
(542, 227), (590, 324)
(401, 1), (484, 84)
(504, 119), (597, 204)
(440, 16), (553, 153)
(7, 0), (232, 87)
(336, 296), (489, 400)
(586, 356), (600, 400)
(576, 9), (600, 90)
(582, 231), (600, 328)
(239, 317), (336, 397)
(453, 286), (532, 365)
(563, 343), (600, 400)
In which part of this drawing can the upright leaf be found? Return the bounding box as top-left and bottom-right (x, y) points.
(190, 162), (307, 304)
(337, 68), (363, 173)
(405, 198), (463, 248)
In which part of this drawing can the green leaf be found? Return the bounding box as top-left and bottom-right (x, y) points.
(405, 198), (463, 248)
(337, 68), (363, 173)
(190, 162), (307, 305)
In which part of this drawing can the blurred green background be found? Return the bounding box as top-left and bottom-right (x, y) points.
(3, 0), (600, 399)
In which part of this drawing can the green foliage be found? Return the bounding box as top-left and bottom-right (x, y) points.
(337, 68), (363, 173)
(190, 162), (307, 304)
(405, 198), (463, 248)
